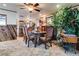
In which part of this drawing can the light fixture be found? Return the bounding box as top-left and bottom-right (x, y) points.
(27, 6), (33, 11)
(28, 7), (33, 11)
(56, 4), (60, 8)
(39, 13), (42, 16)
(2, 4), (7, 7)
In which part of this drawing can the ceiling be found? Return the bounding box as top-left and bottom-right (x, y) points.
(0, 3), (17, 11)
(0, 3), (79, 20)
(17, 3), (79, 20)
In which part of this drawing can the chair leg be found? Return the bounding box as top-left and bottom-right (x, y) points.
(24, 36), (27, 44)
(34, 43), (37, 47)
(25, 40), (27, 44)
(74, 50), (76, 54)
(45, 42), (47, 49)
(27, 40), (30, 47)
(25, 38), (27, 44)
(65, 50), (67, 53)
(74, 44), (77, 54)
(34, 38), (37, 47)
(49, 41), (52, 47)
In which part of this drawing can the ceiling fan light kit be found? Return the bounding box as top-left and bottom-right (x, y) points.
(20, 3), (40, 12)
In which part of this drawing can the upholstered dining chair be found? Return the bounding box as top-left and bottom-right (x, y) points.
(23, 26), (36, 47)
(61, 34), (77, 54)
(40, 26), (54, 49)
(23, 25), (28, 44)
(27, 30), (36, 47)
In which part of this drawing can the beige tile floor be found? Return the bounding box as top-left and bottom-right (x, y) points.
(0, 37), (79, 56)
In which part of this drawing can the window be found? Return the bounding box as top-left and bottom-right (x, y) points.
(0, 14), (7, 25)
(46, 16), (53, 26)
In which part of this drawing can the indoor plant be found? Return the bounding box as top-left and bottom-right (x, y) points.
(52, 5), (79, 37)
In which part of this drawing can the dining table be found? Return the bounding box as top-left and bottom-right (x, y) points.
(31, 31), (46, 47)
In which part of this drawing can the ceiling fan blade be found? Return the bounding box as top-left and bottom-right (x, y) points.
(34, 3), (39, 7)
(17, 4), (24, 7)
(24, 3), (28, 5)
(24, 3), (33, 6)
(28, 3), (33, 5)
(20, 8), (25, 9)
(34, 9), (40, 12)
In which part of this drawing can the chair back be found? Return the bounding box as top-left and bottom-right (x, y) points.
(46, 26), (54, 39)
(63, 36), (77, 43)
(23, 25), (29, 39)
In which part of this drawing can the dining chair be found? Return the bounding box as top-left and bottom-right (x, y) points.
(23, 26), (36, 47)
(27, 30), (37, 47)
(23, 25), (28, 44)
(40, 26), (54, 49)
(61, 34), (77, 54)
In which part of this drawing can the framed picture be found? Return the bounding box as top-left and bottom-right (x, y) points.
(46, 16), (53, 26)
(0, 14), (7, 26)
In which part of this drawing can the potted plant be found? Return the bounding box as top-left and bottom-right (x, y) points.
(52, 6), (79, 37)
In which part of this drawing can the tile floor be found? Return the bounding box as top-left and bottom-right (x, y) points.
(0, 37), (79, 56)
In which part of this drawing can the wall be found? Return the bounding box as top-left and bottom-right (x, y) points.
(0, 9), (17, 25)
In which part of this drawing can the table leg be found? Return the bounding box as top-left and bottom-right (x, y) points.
(34, 36), (37, 47)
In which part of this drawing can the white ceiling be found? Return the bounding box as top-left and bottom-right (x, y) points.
(0, 3), (17, 11)
(17, 3), (79, 20)
(0, 3), (79, 20)
(17, 3), (79, 15)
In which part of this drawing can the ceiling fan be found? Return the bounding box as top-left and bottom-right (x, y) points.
(20, 3), (40, 13)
